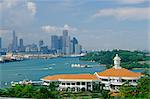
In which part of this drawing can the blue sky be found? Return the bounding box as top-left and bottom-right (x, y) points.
(0, 0), (149, 50)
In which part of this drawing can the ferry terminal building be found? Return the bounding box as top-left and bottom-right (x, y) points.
(41, 54), (142, 92)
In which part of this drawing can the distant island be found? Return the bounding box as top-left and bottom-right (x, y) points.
(80, 49), (150, 69)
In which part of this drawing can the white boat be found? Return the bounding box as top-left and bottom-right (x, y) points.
(71, 64), (92, 68)
(43, 67), (53, 70)
(0, 56), (4, 63)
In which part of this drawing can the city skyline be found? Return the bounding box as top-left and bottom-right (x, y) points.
(0, 27), (82, 55)
(0, 0), (149, 50)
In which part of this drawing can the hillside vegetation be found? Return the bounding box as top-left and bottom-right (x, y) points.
(80, 50), (150, 69)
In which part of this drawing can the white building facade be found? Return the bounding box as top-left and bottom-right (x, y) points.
(41, 74), (99, 92)
(95, 54), (142, 91)
(41, 54), (142, 92)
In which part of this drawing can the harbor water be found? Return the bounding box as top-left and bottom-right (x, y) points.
(0, 57), (105, 88)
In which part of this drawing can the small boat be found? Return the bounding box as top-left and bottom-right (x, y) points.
(71, 64), (92, 68)
(11, 79), (32, 86)
(43, 67), (53, 70)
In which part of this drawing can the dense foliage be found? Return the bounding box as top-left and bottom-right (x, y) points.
(80, 50), (150, 69)
(0, 82), (60, 99)
(119, 76), (150, 98)
(0, 82), (111, 98)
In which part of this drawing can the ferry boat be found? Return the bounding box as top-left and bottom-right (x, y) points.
(43, 67), (53, 70)
(71, 64), (92, 68)
(11, 80), (43, 86)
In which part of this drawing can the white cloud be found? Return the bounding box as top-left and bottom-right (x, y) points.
(41, 25), (59, 33)
(41, 24), (77, 33)
(116, 0), (147, 4)
(93, 7), (150, 20)
(0, 0), (21, 8)
(0, 0), (36, 29)
(27, 2), (36, 16)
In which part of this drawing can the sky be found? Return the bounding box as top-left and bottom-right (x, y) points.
(0, 0), (149, 51)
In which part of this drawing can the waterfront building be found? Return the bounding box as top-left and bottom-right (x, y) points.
(62, 29), (71, 55)
(75, 44), (82, 54)
(95, 54), (142, 91)
(25, 44), (38, 52)
(51, 35), (59, 50)
(18, 38), (25, 52)
(41, 74), (99, 91)
(40, 46), (49, 54)
(71, 37), (78, 54)
(12, 30), (18, 52)
(49, 25), (82, 55)
(58, 36), (63, 53)
(41, 54), (142, 92)
(39, 40), (44, 51)
(19, 38), (24, 47)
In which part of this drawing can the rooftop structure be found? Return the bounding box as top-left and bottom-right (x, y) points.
(41, 74), (99, 91)
(95, 54), (142, 91)
(41, 54), (142, 92)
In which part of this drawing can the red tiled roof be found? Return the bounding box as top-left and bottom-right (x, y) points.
(42, 74), (99, 81)
(96, 68), (142, 77)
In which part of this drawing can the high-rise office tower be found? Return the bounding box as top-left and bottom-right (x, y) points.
(58, 36), (63, 51)
(75, 44), (82, 54)
(19, 38), (24, 47)
(62, 29), (71, 54)
(0, 37), (2, 49)
(51, 35), (59, 50)
(12, 30), (18, 52)
(18, 38), (25, 52)
(71, 37), (78, 54)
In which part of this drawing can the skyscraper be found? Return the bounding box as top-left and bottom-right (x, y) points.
(71, 37), (78, 54)
(12, 30), (18, 52)
(51, 35), (59, 50)
(62, 29), (71, 54)
(19, 38), (23, 48)
(18, 38), (25, 52)
(58, 36), (63, 51)
(75, 44), (82, 54)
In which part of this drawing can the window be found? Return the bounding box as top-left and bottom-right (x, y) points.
(128, 80), (132, 82)
(67, 83), (70, 85)
(133, 80), (137, 82)
(82, 82), (85, 85)
(72, 83), (75, 85)
(62, 83), (65, 85)
(102, 79), (108, 81)
(77, 82), (80, 85)
(122, 79), (126, 82)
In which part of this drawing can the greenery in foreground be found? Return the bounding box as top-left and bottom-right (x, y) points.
(0, 82), (110, 99)
(80, 49), (150, 69)
(0, 82), (60, 99)
(119, 72), (150, 98)
(0, 75), (150, 99)
(0, 73), (150, 98)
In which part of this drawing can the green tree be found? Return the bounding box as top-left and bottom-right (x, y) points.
(136, 76), (150, 98)
(35, 86), (49, 99)
(119, 83), (136, 97)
